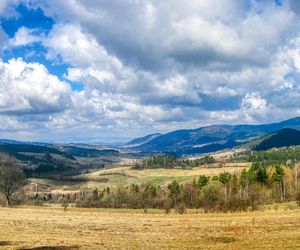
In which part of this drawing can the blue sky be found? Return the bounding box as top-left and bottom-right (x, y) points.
(0, 0), (300, 142)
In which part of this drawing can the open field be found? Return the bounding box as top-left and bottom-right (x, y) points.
(0, 205), (300, 249)
(81, 163), (251, 187)
(28, 163), (251, 192)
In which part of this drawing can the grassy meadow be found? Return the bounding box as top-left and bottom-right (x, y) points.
(85, 163), (251, 186)
(28, 163), (251, 192)
(0, 205), (300, 249)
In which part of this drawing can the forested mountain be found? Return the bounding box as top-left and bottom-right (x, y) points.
(0, 143), (120, 178)
(127, 117), (300, 155)
(254, 128), (300, 151)
(2, 117), (300, 167)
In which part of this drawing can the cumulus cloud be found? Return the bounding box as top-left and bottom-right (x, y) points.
(37, 0), (297, 71)
(0, 58), (71, 115)
(2, 0), (300, 141)
(241, 93), (269, 123)
(8, 27), (41, 47)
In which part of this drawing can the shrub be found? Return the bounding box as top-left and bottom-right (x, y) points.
(248, 184), (266, 211)
(176, 202), (186, 214)
(200, 182), (223, 212)
(296, 191), (300, 207)
(163, 198), (172, 214)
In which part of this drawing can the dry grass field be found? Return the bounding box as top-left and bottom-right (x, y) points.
(0, 205), (300, 249)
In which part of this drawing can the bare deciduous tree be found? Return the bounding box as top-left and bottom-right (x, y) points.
(0, 154), (25, 207)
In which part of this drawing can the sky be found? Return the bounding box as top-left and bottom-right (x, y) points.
(0, 0), (300, 143)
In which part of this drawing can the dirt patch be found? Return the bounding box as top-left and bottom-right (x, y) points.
(208, 236), (238, 244)
(0, 241), (11, 246)
(19, 246), (79, 250)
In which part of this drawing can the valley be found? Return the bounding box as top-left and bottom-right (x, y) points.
(2, 2), (300, 249)
(1, 117), (300, 250)
(26, 162), (251, 193)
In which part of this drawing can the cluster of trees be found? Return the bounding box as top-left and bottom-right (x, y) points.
(231, 147), (300, 166)
(132, 155), (178, 169)
(178, 155), (215, 169)
(132, 155), (215, 170)
(29, 163), (300, 213)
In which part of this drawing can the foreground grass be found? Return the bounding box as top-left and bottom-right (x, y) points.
(0, 205), (300, 249)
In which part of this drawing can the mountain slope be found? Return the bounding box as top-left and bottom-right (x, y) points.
(124, 133), (162, 148)
(128, 117), (300, 155)
(254, 128), (300, 151)
(0, 143), (120, 177)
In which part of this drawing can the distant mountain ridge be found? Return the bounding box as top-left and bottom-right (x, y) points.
(254, 128), (300, 151)
(1, 117), (300, 158)
(126, 117), (300, 155)
(0, 139), (50, 146)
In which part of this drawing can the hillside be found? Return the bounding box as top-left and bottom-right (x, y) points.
(59, 146), (119, 157)
(0, 143), (121, 178)
(124, 133), (162, 148)
(127, 117), (300, 155)
(254, 128), (300, 151)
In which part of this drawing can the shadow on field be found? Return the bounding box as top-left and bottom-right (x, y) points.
(0, 241), (11, 246)
(19, 246), (79, 250)
(208, 236), (238, 244)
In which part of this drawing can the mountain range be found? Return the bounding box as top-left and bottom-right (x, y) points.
(125, 117), (300, 155)
(1, 117), (300, 161)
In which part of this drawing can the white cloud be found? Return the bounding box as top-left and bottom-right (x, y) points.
(43, 24), (134, 93)
(2, 0), (300, 141)
(37, 0), (296, 71)
(241, 93), (269, 123)
(0, 58), (71, 115)
(9, 27), (40, 47)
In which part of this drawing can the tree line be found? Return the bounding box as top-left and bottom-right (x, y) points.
(132, 155), (215, 170)
(1, 151), (300, 212)
(28, 163), (300, 213)
(230, 147), (300, 166)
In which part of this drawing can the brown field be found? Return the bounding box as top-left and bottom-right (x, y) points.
(0, 205), (300, 249)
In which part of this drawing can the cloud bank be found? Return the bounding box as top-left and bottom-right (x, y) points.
(0, 0), (300, 141)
